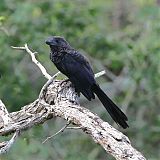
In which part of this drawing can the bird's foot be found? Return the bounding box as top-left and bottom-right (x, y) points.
(60, 78), (70, 86)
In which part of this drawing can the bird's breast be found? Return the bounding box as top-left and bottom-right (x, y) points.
(50, 52), (64, 64)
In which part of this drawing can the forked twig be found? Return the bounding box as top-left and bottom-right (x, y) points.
(11, 44), (51, 79)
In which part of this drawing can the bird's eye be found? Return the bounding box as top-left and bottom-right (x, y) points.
(55, 39), (59, 43)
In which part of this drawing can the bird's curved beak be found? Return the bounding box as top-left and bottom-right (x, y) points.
(45, 39), (51, 45)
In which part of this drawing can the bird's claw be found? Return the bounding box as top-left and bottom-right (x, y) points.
(60, 79), (70, 86)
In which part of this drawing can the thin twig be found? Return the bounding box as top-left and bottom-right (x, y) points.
(90, 57), (116, 81)
(95, 70), (106, 78)
(42, 122), (70, 144)
(11, 44), (51, 79)
(11, 46), (25, 50)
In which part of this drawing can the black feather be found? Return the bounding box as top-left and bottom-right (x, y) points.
(92, 84), (128, 129)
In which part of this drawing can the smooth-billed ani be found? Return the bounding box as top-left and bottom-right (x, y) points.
(46, 36), (128, 129)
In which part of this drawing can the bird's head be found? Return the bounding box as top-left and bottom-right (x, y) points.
(45, 36), (71, 51)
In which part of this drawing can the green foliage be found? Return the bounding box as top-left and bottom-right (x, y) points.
(0, 0), (160, 159)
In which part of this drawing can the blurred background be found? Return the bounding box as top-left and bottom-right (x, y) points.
(0, 0), (160, 159)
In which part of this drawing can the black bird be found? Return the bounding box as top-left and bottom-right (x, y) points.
(46, 36), (128, 129)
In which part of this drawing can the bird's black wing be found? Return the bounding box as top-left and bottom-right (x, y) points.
(55, 50), (96, 100)
(68, 50), (94, 76)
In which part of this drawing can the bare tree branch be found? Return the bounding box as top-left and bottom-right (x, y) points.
(0, 130), (20, 154)
(0, 44), (146, 160)
(42, 122), (70, 144)
(11, 44), (51, 79)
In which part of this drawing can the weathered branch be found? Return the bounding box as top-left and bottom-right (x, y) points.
(0, 130), (20, 154)
(0, 44), (146, 160)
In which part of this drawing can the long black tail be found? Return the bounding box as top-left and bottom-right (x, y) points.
(92, 84), (128, 129)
